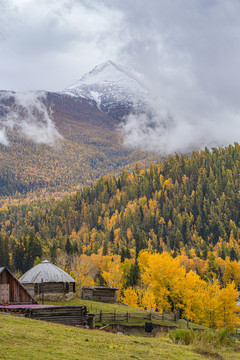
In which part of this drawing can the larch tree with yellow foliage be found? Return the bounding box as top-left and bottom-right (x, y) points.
(138, 251), (186, 312)
(70, 254), (97, 296)
(100, 254), (123, 290)
(217, 282), (240, 330)
(223, 258), (240, 288)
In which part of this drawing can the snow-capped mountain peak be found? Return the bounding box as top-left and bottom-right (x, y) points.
(61, 60), (149, 113)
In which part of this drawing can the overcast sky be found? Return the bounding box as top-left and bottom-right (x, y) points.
(1, 0), (240, 151)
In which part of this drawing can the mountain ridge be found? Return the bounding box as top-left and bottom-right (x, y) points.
(0, 61), (162, 198)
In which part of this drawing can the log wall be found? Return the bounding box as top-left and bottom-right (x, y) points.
(24, 282), (75, 296)
(81, 287), (117, 303)
(24, 306), (88, 326)
(0, 268), (37, 305)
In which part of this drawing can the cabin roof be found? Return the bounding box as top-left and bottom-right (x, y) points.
(81, 286), (119, 291)
(19, 260), (76, 284)
(0, 267), (5, 274)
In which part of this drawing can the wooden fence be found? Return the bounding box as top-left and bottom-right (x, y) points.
(94, 310), (177, 323)
(232, 328), (240, 338)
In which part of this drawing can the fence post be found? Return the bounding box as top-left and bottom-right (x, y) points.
(41, 279), (44, 305)
(174, 312), (177, 322)
(100, 310), (102, 322)
(186, 318), (189, 329)
(150, 311), (152, 321)
(114, 309), (116, 321)
(162, 311), (164, 321)
(126, 311), (129, 322)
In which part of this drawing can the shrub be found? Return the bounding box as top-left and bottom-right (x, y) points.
(202, 329), (235, 347)
(168, 328), (237, 348)
(168, 329), (194, 345)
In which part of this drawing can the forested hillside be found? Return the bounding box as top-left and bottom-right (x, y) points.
(1, 143), (240, 273)
(0, 131), (159, 198)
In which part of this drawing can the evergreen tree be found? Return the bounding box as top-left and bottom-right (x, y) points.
(102, 240), (108, 256)
(126, 261), (140, 287)
(230, 247), (238, 261)
(72, 240), (79, 254)
(109, 228), (114, 243)
(65, 238), (72, 255)
(50, 242), (57, 263)
(0, 234), (9, 267)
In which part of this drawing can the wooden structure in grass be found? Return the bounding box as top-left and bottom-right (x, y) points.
(0, 267), (37, 305)
(24, 305), (88, 326)
(19, 260), (76, 296)
(80, 286), (118, 303)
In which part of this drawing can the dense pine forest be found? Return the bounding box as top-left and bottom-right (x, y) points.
(1, 143), (240, 273)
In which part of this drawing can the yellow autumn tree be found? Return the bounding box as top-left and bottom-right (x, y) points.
(70, 254), (97, 296)
(223, 258), (240, 288)
(191, 279), (240, 329)
(216, 282), (240, 330)
(121, 287), (139, 308)
(138, 251), (186, 312)
(195, 279), (222, 328)
(180, 270), (206, 320)
(138, 287), (156, 310)
(100, 254), (123, 290)
(121, 286), (156, 310)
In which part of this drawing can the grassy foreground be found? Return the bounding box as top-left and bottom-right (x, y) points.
(0, 313), (240, 360)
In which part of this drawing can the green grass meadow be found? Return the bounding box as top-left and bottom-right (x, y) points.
(0, 312), (240, 360)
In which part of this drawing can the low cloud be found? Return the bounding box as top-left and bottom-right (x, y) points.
(0, 91), (62, 146)
(113, 0), (240, 154)
(119, 95), (240, 154)
(0, 128), (9, 146)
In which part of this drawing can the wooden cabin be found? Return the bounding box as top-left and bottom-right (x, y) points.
(0, 267), (37, 305)
(80, 286), (118, 303)
(19, 260), (76, 296)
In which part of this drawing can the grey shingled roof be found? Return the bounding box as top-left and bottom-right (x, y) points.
(19, 260), (76, 284)
(81, 286), (118, 290)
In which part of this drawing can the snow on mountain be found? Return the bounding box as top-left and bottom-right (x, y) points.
(61, 60), (150, 113)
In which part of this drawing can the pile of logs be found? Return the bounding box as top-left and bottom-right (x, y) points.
(24, 306), (88, 326)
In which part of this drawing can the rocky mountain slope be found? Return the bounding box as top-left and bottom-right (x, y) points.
(0, 61), (161, 198)
(61, 60), (150, 118)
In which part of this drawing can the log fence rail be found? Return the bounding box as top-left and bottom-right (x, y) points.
(94, 310), (177, 323)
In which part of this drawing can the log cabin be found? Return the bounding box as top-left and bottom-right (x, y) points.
(0, 267), (37, 305)
(80, 286), (118, 303)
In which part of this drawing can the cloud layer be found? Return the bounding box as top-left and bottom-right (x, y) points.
(1, 1), (240, 153)
(112, 0), (240, 153)
(0, 0), (123, 91)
